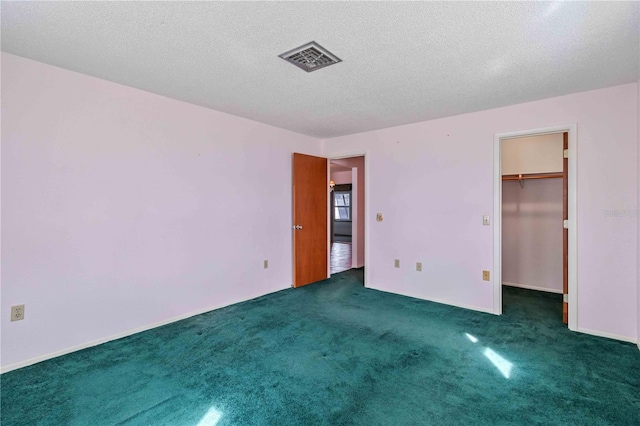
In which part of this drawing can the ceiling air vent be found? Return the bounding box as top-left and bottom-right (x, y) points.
(279, 41), (341, 72)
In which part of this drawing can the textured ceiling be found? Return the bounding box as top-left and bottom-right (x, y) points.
(2, 1), (638, 139)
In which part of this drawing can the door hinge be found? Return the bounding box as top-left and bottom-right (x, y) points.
(563, 219), (569, 229)
(563, 294), (569, 303)
(563, 149), (569, 159)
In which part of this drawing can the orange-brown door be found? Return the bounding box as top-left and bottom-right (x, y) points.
(562, 132), (569, 324)
(292, 153), (328, 287)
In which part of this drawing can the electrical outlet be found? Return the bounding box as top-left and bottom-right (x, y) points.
(376, 213), (384, 222)
(263, 260), (268, 269)
(482, 270), (490, 281)
(416, 262), (422, 272)
(394, 259), (400, 268)
(483, 215), (490, 226)
(11, 305), (25, 321)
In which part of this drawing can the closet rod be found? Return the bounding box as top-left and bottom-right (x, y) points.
(502, 172), (563, 181)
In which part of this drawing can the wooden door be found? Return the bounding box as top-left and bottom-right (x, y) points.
(562, 132), (569, 324)
(292, 153), (328, 287)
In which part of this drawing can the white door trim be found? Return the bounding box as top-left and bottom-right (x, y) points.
(351, 166), (359, 269)
(493, 125), (578, 331)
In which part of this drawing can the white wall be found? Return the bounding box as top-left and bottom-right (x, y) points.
(1, 53), (321, 370)
(502, 179), (563, 293)
(322, 83), (639, 342)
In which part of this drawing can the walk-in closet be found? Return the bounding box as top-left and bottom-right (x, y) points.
(501, 132), (568, 323)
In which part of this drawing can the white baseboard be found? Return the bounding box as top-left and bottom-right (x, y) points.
(369, 285), (494, 315)
(576, 327), (637, 344)
(1, 287), (287, 374)
(502, 281), (562, 294)
(427, 296), (495, 315)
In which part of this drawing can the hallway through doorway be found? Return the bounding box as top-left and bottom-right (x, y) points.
(330, 242), (352, 274)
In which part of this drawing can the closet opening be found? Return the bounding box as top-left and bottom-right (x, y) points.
(500, 132), (568, 324)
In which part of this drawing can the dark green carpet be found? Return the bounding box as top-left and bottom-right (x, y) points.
(2, 269), (639, 425)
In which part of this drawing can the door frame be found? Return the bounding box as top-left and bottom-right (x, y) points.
(493, 124), (578, 330)
(327, 152), (369, 286)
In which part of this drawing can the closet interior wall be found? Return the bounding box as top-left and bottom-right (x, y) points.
(502, 134), (564, 294)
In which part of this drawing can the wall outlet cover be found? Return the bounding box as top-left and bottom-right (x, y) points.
(11, 304), (25, 321)
(483, 270), (490, 281)
(394, 259), (400, 268)
(416, 262), (422, 271)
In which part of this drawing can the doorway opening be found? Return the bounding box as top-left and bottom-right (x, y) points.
(501, 132), (566, 323)
(291, 152), (367, 288)
(329, 156), (365, 278)
(330, 181), (352, 274)
(493, 125), (577, 330)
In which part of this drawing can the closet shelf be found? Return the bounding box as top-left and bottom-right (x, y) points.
(502, 172), (563, 181)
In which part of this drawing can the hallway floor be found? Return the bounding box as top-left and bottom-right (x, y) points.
(330, 242), (351, 274)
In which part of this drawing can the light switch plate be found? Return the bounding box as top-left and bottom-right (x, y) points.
(483, 215), (490, 226)
(376, 213), (384, 222)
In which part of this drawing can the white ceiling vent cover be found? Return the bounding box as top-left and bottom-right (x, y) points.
(279, 41), (342, 72)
